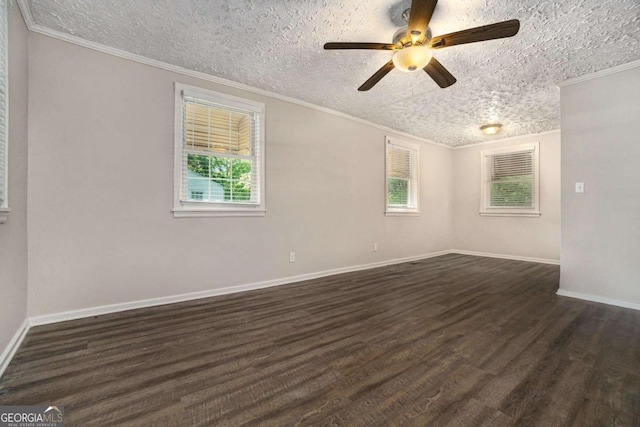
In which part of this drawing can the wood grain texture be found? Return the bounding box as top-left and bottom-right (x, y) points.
(358, 60), (394, 91)
(407, 0), (438, 41)
(430, 19), (521, 49)
(1, 254), (639, 426)
(424, 57), (457, 88)
(324, 43), (399, 51)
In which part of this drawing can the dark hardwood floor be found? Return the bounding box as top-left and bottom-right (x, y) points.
(1, 254), (639, 426)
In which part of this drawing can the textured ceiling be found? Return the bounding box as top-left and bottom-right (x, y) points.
(26, 0), (640, 146)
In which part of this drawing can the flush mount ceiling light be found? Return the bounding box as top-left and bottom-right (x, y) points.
(480, 123), (503, 135)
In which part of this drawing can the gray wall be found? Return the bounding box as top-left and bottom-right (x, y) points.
(26, 34), (454, 317)
(0, 4), (29, 357)
(453, 132), (561, 261)
(559, 66), (640, 305)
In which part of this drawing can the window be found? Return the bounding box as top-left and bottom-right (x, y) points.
(174, 83), (265, 217)
(480, 142), (540, 217)
(0, 0), (7, 224)
(385, 136), (420, 215)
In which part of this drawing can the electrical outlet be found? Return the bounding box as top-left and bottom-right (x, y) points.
(289, 252), (295, 263)
(373, 243), (378, 252)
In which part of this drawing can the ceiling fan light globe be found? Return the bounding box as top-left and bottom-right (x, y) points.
(392, 46), (433, 73)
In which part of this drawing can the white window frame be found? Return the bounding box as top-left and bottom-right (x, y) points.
(480, 142), (540, 217)
(0, 0), (8, 224)
(173, 83), (266, 218)
(385, 136), (420, 216)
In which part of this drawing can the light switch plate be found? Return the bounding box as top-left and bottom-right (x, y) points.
(575, 182), (584, 193)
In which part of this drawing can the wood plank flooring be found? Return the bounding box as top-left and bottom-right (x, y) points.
(1, 254), (639, 426)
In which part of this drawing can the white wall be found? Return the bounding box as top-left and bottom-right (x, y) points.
(26, 34), (454, 317)
(452, 132), (561, 262)
(559, 66), (640, 306)
(0, 4), (29, 360)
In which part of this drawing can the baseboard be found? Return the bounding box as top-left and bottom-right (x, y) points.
(451, 249), (560, 265)
(0, 318), (30, 379)
(29, 250), (454, 326)
(556, 289), (640, 311)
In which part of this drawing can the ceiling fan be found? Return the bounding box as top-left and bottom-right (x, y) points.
(324, 0), (520, 91)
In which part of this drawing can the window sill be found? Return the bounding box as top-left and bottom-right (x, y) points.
(0, 207), (9, 224)
(480, 211), (541, 218)
(385, 211), (420, 217)
(173, 208), (266, 218)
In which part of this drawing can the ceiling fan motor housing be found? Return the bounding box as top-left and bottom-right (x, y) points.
(393, 7), (433, 46)
(393, 26), (432, 46)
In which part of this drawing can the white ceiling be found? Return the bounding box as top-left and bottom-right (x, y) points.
(25, 0), (640, 146)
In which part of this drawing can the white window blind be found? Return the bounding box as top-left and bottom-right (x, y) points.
(174, 84), (265, 217)
(0, 0), (8, 212)
(480, 143), (540, 217)
(488, 150), (534, 207)
(386, 137), (420, 214)
(181, 96), (260, 204)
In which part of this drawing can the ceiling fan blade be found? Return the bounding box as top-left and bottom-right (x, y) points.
(430, 19), (520, 49)
(324, 42), (399, 50)
(358, 60), (395, 91)
(423, 57), (456, 88)
(407, 0), (438, 41)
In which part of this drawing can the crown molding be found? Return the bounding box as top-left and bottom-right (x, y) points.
(557, 59), (640, 87)
(15, 0), (449, 150)
(15, 0), (34, 28)
(452, 129), (560, 150)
